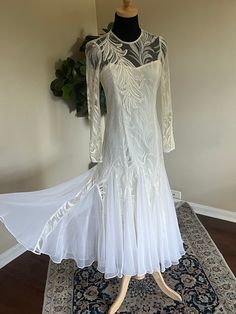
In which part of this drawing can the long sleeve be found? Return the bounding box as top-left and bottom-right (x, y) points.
(85, 40), (103, 162)
(159, 36), (176, 153)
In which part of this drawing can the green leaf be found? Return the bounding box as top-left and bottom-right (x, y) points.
(50, 23), (114, 116)
(62, 83), (73, 101)
(50, 78), (65, 97)
(55, 69), (65, 79)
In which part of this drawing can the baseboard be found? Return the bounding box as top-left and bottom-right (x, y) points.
(174, 198), (236, 223)
(0, 243), (26, 269)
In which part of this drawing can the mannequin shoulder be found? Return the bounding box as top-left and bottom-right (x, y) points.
(142, 30), (167, 51)
(158, 35), (168, 58)
(158, 35), (168, 47)
(142, 29), (163, 43)
(85, 32), (108, 54)
(85, 39), (102, 60)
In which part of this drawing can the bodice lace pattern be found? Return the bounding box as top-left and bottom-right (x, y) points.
(85, 28), (175, 166)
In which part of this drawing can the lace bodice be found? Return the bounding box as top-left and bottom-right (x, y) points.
(85, 28), (175, 163)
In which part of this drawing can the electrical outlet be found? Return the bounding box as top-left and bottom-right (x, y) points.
(171, 190), (181, 200)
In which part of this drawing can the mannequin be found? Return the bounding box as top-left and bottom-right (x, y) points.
(108, 1), (183, 313)
(111, 10), (141, 42)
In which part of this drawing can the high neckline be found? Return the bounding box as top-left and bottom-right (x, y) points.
(109, 28), (144, 44)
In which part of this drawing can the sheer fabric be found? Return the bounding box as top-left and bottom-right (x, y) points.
(0, 28), (185, 280)
(85, 29), (175, 163)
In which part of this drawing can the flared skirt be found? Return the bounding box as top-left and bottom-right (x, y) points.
(0, 163), (185, 279)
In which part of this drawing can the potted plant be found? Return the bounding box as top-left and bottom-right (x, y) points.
(50, 22), (113, 118)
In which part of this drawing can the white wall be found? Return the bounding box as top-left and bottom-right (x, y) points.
(0, 0), (98, 254)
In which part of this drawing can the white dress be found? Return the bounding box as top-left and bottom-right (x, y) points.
(0, 28), (185, 279)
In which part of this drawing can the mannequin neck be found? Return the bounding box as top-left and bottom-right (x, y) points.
(111, 12), (141, 42)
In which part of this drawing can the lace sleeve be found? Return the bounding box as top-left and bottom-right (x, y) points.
(159, 36), (176, 153)
(85, 40), (103, 163)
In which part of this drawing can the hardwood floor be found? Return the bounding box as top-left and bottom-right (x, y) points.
(197, 214), (236, 275)
(0, 214), (235, 313)
(0, 251), (49, 314)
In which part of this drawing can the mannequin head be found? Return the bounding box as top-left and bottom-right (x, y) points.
(116, 0), (138, 17)
(123, 0), (132, 8)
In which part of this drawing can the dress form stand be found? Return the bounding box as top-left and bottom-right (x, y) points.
(108, 1), (182, 313)
(108, 274), (182, 314)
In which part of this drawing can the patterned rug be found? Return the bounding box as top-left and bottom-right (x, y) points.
(42, 202), (236, 314)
